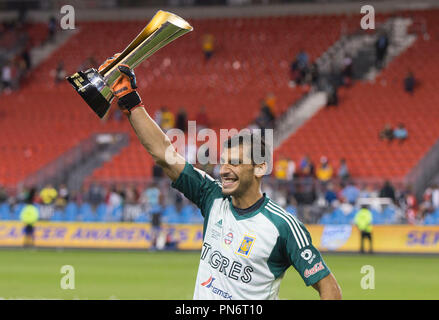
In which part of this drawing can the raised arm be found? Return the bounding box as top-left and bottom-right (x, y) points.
(100, 57), (185, 182)
(127, 107), (185, 181)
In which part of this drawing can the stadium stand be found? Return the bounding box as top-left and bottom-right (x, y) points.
(1, 14), (361, 187)
(277, 10), (439, 179)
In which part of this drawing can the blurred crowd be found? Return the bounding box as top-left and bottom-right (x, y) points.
(1, 166), (438, 225)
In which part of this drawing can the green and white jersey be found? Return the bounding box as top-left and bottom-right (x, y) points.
(172, 163), (330, 300)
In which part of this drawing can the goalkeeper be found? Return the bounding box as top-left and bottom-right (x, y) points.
(97, 57), (342, 300)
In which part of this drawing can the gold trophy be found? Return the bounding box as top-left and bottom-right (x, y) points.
(67, 10), (193, 118)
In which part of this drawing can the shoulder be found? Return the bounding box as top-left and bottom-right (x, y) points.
(262, 199), (310, 250)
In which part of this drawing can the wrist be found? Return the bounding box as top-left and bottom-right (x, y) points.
(117, 91), (142, 113)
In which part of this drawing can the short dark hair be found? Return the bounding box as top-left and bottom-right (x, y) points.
(224, 132), (272, 167)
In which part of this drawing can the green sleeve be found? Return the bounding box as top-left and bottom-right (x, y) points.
(284, 221), (331, 286)
(171, 162), (223, 217)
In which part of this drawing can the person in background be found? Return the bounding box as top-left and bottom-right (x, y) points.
(404, 71), (416, 95)
(393, 123), (408, 143)
(299, 154), (315, 178)
(341, 180), (360, 205)
(379, 123), (394, 142)
(316, 156), (333, 185)
(39, 184), (57, 205)
(1, 63), (13, 94)
(202, 33), (215, 61)
(20, 188), (39, 248)
(337, 158), (350, 182)
(354, 204), (373, 254)
(160, 107), (175, 132)
(379, 180), (396, 203)
(264, 93), (277, 118)
(53, 61), (66, 84)
(47, 15), (57, 43)
(375, 32), (389, 69)
(176, 107), (188, 133)
(324, 182), (338, 206)
(341, 54), (353, 87)
(274, 155), (289, 191)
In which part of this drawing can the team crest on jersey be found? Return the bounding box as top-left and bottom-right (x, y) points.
(224, 232), (233, 245)
(236, 235), (256, 257)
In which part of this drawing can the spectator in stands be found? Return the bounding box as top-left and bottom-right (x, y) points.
(379, 180), (396, 203)
(255, 100), (275, 130)
(341, 180), (360, 205)
(21, 47), (31, 71)
(289, 49), (309, 87)
(375, 31), (389, 69)
(0, 185), (8, 203)
(195, 105), (210, 131)
(152, 163), (164, 179)
(47, 15), (57, 43)
(1, 62), (13, 94)
(354, 204), (373, 254)
(404, 71), (416, 95)
(309, 62), (320, 89)
(431, 184), (439, 210)
(419, 187), (434, 221)
(324, 182), (338, 206)
(87, 183), (104, 210)
(202, 33), (215, 61)
(141, 182), (161, 213)
(298, 155), (315, 178)
(325, 79), (339, 107)
(264, 93), (277, 117)
(154, 107), (163, 127)
(176, 107), (188, 133)
(379, 123), (394, 142)
(393, 123), (408, 143)
(403, 186), (418, 224)
(337, 158), (350, 182)
(54, 184), (69, 209)
(160, 107), (175, 132)
(53, 61), (66, 84)
(341, 54), (353, 86)
(274, 155), (289, 182)
(106, 185), (123, 217)
(316, 156), (333, 185)
(39, 184), (58, 205)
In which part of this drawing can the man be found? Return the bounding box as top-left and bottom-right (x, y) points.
(354, 204), (373, 254)
(96, 56), (342, 300)
(20, 188), (39, 248)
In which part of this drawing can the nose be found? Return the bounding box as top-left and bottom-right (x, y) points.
(219, 163), (231, 176)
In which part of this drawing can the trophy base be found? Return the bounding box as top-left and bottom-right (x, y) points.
(67, 69), (115, 118)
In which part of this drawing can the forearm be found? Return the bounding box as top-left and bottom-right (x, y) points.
(127, 106), (185, 181)
(312, 273), (342, 300)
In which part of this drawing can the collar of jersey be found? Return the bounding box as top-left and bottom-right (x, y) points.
(228, 194), (270, 221)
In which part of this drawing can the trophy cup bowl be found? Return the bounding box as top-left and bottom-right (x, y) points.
(67, 10), (193, 118)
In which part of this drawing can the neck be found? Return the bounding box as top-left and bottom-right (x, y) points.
(231, 186), (264, 209)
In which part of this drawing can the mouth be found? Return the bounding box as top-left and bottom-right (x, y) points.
(221, 176), (238, 188)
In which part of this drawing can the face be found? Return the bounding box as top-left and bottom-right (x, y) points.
(219, 145), (256, 197)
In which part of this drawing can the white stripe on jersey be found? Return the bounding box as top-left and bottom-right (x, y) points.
(265, 206), (303, 249)
(269, 201), (309, 247)
(267, 201), (309, 247)
(268, 201), (309, 247)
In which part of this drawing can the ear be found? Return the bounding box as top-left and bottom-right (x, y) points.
(254, 162), (267, 178)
